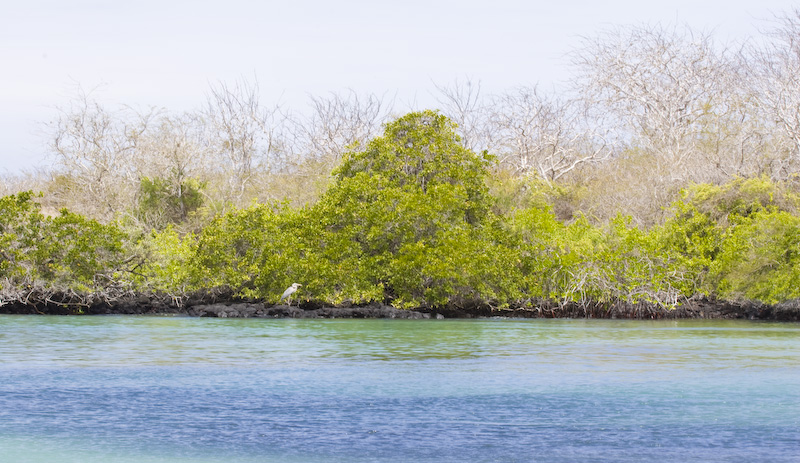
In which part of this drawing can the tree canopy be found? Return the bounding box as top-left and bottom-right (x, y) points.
(4, 110), (800, 309)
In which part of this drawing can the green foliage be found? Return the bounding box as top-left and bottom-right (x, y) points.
(310, 110), (516, 307)
(592, 216), (685, 307)
(189, 202), (287, 295)
(657, 193), (722, 295)
(680, 176), (799, 224)
(657, 176), (800, 303)
(384, 219), (523, 309)
(6, 115), (800, 309)
(510, 202), (570, 299)
(710, 209), (800, 303)
(35, 209), (126, 288)
(327, 110), (495, 241)
(512, 204), (689, 307)
(186, 200), (377, 304)
(335, 111), (493, 204)
(185, 111), (523, 308)
(0, 191), (45, 282)
(136, 176), (205, 229)
(135, 226), (197, 294)
(0, 191), (126, 292)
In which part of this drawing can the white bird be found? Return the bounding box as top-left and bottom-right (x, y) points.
(279, 283), (302, 305)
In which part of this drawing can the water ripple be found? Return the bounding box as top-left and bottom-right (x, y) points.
(1, 316), (798, 462)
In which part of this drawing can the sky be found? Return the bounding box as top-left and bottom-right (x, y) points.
(1, 0), (798, 175)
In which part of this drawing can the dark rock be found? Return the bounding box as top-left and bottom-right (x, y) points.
(1, 292), (799, 321)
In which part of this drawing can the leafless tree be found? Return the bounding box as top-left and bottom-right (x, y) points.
(140, 113), (208, 178)
(742, 8), (800, 177)
(203, 78), (287, 204)
(572, 23), (734, 178)
(433, 79), (494, 153)
(49, 88), (156, 220)
(0, 172), (49, 199)
(488, 86), (611, 183)
(131, 112), (213, 225)
(291, 89), (393, 169)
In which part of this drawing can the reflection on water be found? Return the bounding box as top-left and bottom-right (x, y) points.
(0, 316), (798, 463)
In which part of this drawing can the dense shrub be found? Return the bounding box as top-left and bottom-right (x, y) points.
(4, 115), (800, 309)
(136, 176), (205, 229)
(187, 111), (525, 307)
(0, 191), (126, 294)
(711, 209), (800, 303)
(310, 111), (521, 307)
(134, 225), (197, 296)
(657, 176), (800, 303)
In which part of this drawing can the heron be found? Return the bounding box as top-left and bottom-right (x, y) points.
(279, 283), (302, 305)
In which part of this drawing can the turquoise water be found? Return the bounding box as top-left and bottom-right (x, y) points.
(0, 316), (797, 462)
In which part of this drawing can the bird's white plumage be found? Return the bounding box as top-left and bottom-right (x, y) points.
(280, 283), (302, 303)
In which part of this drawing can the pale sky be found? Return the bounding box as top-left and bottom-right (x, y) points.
(1, 0), (797, 174)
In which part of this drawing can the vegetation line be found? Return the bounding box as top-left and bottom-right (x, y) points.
(2, 111), (800, 318)
(3, 12), (800, 317)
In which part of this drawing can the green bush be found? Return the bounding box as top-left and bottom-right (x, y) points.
(311, 110), (518, 307)
(513, 204), (689, 307)
(710, 209), (800, 303)
(135, 225), (197, 295)
(656, 176), (800, 303)
(187, 111), (525, 308)
(0, 191), (126, 293)
(136, 176), (205, 229)
(189, 202), (288, 296)
(0, 191), (44, 282)
(8, 120), (800, 309)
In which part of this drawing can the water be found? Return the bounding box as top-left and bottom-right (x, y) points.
(0, 316), (797, 463)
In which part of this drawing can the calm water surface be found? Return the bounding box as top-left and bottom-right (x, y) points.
(0, 316), (798, 462)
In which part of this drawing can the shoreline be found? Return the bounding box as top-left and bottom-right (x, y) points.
(1, 293), (799, 321)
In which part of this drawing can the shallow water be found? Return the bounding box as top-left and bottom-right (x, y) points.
(0, 316), (798, 462)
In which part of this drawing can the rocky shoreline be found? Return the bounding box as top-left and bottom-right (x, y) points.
(1, 293), (799, 321)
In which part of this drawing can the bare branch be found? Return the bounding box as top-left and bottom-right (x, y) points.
(203, 77), (287, 204)
(291, 89), (393, 168)
(487, 86), (611, 182)
(433, 78), (494, 152)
